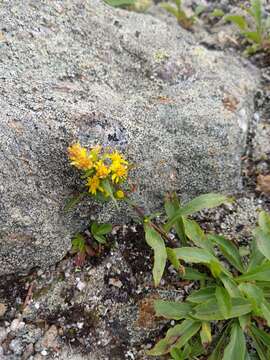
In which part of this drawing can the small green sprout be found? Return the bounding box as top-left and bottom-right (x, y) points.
(90, 222), (112, 245)
(160, 0), (195, 30)
(225, 0), (270, 55)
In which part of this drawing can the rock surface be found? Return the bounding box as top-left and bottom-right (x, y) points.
(0, 0), (258, 274)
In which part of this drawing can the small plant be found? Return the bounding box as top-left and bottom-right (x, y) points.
(71, 222), (112, 266)
(147, 211), (270, 359)
(160, 0), (195, 30)
(67, 143), (230, 284)
(67, 142), (129, 204)
(225, 0), (270, 54)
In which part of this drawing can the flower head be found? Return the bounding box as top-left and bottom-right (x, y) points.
(95, 160), (110, 179)
(68, 143), (93, 170)
(110, 162), (128, 183)
(115, 190), (125, 199)
(109, 151), (128, 165)
(86, 175), (104, 195)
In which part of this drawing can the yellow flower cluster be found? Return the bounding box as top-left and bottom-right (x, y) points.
(68, 143), (129, 198)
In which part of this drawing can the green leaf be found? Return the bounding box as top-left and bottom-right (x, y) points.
(200, 321), (212, 348)
(239, 314), (251, 331)
(236, 262), (270, 282)
(243, 31), (261, 44)
(71, 233), (86, 253)
(225, 15), (247, 31)
(222, 323), (246, 360)
(165, 193), (187, 245)
(216, 286), (232, 319)
(193, 297), (252, 321)
(183, 219), (213, 253)
(220, 273), (242, 297)
(247, 239), (265, 272)
(173, 247), (217, 264)
(167, 247), (181, 272)
(208, 322), (232, 360)
(254, 227), (270, 261)
(144, 224), (167, 287)
(105, 0), (135, 7)
(260, 300), (270, 326)
(170, 347), (184, 360)
(95, 235), (107, 244)
(101, 179), (119, 209)
(91, 222), (112, 235)
(147, 319), (201, 355)
(187, 287), (216, 304)
(238, 283), (264, 314)
(250, 0), (262, 28)
(250, 325), (270, 348)
(181, 267), (209, 281)
(258, 211), (270, 233)
(154, 300), (192, 320)
(208, 234), (244, 272)
(249, 326), (269, 360)
(160, 3), (179, 18)
(210, 8), (225, 17)
(164, 193), (230, 232)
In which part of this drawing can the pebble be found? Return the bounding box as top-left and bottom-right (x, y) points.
(76, 278), (86, 291)
(108, 278), (123, 288)
(9, 338), (24, 355)
(10, 318), (25, 332)
(0, 327), (8, 343)
(0, 303), (7, 317)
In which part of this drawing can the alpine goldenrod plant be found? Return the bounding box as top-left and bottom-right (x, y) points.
(68, 142), (128, 201)
(225, 0), (270, 55)
(67, 142), (231, 287)
(148, 211), (270, 360)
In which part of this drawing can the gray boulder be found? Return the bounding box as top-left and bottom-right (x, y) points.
(0, 0), (258, 274)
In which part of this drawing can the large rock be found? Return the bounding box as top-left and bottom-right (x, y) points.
(0, 0), (258, 274)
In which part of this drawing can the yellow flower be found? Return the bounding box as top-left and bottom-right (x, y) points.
(68, 143), (93, 170)
(86, 175), (104, 195)
(110, 162), (128, 183)
(115, 190), (125, 199)
(95, 160), (110, 179)
(109, 151), (128, 165)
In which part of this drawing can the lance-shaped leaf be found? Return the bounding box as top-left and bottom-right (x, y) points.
(144, 224), (167, 287)
(250, 325), (270, 348)
(247, 239), (265, 272)
(187, 287), (216, 304)
(183, 219), (213, 253)
(164, 193), (231, 231)
(200, 321), (212, 348)
(238, 283), (264, 314)
(225, 15), (247, 31)
(258, 211), (270, 233)
(236, 262), (270, 282)
(154, 300), (192, 320)
(167, 247), (181, 272)
(220, 273), (242, 298)
(193, 298), (252, 321)
(105, 0), (135, 6)
(173, 247), (217, 264)
(254, 227), (270, 261)
(216, 286), (232, 319)
(208, 234), (244, 272)
(249, 326), (269, 360)
(147, 319), (201, 356)
(209, 322), (232, 360)
(261, 300), (270, 326)
(180, 267), (209, 281)
(165, 193), (187, 245)
(222, 322), (246, 360)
